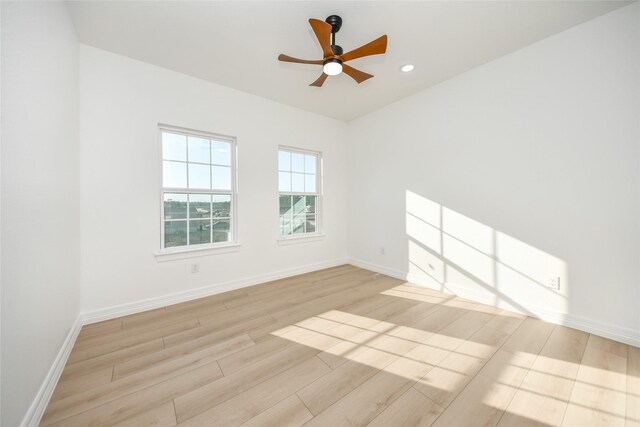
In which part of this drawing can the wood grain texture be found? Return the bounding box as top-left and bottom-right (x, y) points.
(497, 325), (589, 427)
(41, 265), (637, 426)
(238, 395), (312, 427)
(627, 345), (640, 427)
(368, 387), (444, 427)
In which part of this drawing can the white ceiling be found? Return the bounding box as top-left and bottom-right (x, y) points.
(67, 1), (631, 122)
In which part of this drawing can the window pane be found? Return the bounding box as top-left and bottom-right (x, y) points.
(188, 163), (210, 189)
(279, 195), (292, 215)
(189, 194), (211, 218)
(293, 195), (305, 214)
(164, 193), (187, 219)
(212, 166), (231, 190)
(306, 195), (316, 214)
(189, 220), (211, 245)
(306, 215), (316, 233)
(164, 220), (187, 247)
(163, 161), (187, 188)
(213, 219), (231, 242)
(291, 173), (304, 192)
(280, 215), (292, 236)
(188, 136), (210, 164)
(212, 194), (231, 217)
(304, 174), (316, 193)
(212, 140), (231, 166)
(304, 154), (316, 174)
(291, 152), (304, 173)
(279, 172), (291, 192)
(292, 215), (305, 234)
(278, 150), (291, 171)
(162, 132), (186, 161)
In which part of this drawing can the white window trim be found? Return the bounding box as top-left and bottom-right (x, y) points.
(156, 124), (239, 260)
(154, 243), (240, 262)
(277, 146), (323, 241)
(277, 233), (325, 245)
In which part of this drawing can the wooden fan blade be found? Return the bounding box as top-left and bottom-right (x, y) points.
(342, 64), (373, 84)
(309, 73), (329, 87)
(341, 35), (388, 62)
(309, 19), (334, 58)
(278, 54), (323, 65)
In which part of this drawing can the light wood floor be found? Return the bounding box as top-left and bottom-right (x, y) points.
(42, 265), (639, 427)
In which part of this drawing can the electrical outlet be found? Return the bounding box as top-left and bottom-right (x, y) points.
(380, 247), (385, 255)
(191, 263), (200, 274)
(549, 276), (560, 290)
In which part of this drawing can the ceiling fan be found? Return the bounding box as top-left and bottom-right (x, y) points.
(278, 15), (388, 87)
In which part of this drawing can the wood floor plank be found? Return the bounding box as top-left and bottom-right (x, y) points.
(44, 361), (223, 426)
(61, 338), (165, 380)
(627, 345), (640, 427)
(117, 301), (226, 332)
(113, 333), (254, 380)
(484, 309), (527, 334)
(587, 334), (628, 358)
(562, 345), (627, 426)
(113, 401), (177, 427)
(297, 328), (423, 415)
(217, 335), (298, 376)
(368, 387), (444, 427)
(43, 338), (235, 424)
(500, 317), (556, 367)
(313, 298), (451, 370)
(164, 313), (273, 348)
(49, 366), (114, 402)
(68, 318), (200, 363)
(174, 344), (319, 422)
(432, 349), (531, 427)
(497, 325), (588, 427)
(304, 352), (434, 426)
(74, 310), (209, 350)
(76, 318), (123, 342)
(176, 357), (330, 426)
(413, 324), (509, 407)
(238, 394), (312, 427)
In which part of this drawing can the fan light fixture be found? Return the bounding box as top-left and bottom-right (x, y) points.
(278, 15), (388, 87)
(323, 59), (343, 76)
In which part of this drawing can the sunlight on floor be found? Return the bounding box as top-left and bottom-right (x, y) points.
(271, 292), (637, 426)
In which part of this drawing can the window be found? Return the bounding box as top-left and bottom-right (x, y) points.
(160, 126), (236, 250)
(278, 148), (321, 237)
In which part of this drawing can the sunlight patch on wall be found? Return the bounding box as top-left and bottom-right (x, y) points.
(406, 190), (568, 316)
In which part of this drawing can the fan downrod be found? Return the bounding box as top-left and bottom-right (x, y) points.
(325, 15), (344, 55)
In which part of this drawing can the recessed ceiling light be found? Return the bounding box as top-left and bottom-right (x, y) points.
(400, 64), (415, 73)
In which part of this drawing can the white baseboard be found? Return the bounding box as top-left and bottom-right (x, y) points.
(81, 257), (349, 325)
(20, 316), (83, 427)
(348, 257), (640, 348)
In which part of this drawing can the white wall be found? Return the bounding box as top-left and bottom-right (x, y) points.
(347, 3), (640, 343)
(1, 2), (80, 426)
(78, 45), (348, 313)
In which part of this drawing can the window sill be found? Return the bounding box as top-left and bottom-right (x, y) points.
(154, 243), (240, 262)
(277, 233), (325, 246)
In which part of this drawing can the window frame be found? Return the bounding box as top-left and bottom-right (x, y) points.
(157, 124), (239, 255)
(277, 146), (323, 241)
